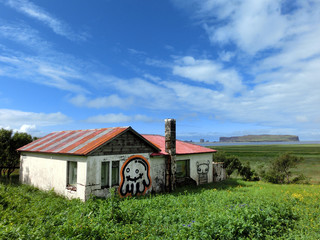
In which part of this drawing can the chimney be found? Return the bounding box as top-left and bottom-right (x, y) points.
(165, 119), (176, 155)
(165, 118), (176, 192)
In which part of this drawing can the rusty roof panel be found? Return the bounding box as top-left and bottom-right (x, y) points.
(69, 128), (116, 154)
(19, 131), (60, 152)
(18, 127), (129, 155)
(51, 130), (95, 153)
(142, 134), (216, 155)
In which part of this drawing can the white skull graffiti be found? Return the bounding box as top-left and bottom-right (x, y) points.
(197, 160), (210, 184)
(197, 160), (210, 174)
(119, 157), (151, 197)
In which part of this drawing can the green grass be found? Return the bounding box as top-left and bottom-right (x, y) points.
(1, 179), (320, 239)
(209, 144), (320, 183)
(1, 144), (319, 239)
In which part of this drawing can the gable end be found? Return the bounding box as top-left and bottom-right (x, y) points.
(88, 129), (158, 156)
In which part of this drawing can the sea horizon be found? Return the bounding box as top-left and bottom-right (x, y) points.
(197, 141), (320, 147)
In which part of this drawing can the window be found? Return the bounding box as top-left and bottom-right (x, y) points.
(67, 161), (77, 190)
(176, 160), (190, 178)
(112, 161), (119, 186)
(101, 161), (119, 188)
(101, 162), (110, 188)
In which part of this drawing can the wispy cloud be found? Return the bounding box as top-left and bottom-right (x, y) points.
(0, 22), (51, 51)
(86, 113), (153, 124)
(0, 18), (91, 94)
(173, 0), (320, 56)
(172, 56), (244, 95)
(0, 52), (89, 93)
(97, 75), (178, 110)
(69, 94), (134, 109)
(169, 0), (320, 138)
(0, 109), (71, 128)
(4, 0), (87, 41)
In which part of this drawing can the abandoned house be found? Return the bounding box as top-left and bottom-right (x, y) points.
(18, 119), (225, 201)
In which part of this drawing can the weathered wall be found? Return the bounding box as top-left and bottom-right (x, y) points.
(212, 162), (226, 182)
(176, 153), (214, 185)
(86, 153), (162, 199)
(148, 156), (166, 192)
(20, 151), (219, 201)
(19, 153), (87, 200)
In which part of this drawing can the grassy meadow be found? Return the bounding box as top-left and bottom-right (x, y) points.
(1, 179), (320, 239)
(209, 144), (320, 183)
(1, 144), (320, 239)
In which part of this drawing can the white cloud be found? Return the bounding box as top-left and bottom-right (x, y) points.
(0, 22), (91, 94)
(0, 53), (89, 93)
(18, 124), (36, 133)
(4, 0), (87, 41)
(174, 0), (320, 56)
(128, 48), (146, 55)
(169, 0), (320, 139)
(172, 56), (244, 95)
(70, 94), (134, 109)
(0, 124), (44, 137)
(98, 75), (178, 110)
(86, 113), (153, 124)
(0, 109), (71, 135)
(162, 80), (226, 112)
(143, 73), (161, 82)
(218, 51), (236, 62)
(0, 22), (51, 51)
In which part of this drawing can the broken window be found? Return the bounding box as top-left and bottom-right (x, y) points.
(67, 161), (77, 190)
(176, 160), (190, 178)
(101, 160), (119, 188)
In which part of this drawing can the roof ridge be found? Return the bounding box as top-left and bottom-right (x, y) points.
(51, 126), (130, 133)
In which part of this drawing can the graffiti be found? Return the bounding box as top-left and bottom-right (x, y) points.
(119, 155), (151, 197)
(197, 160), (210, 184)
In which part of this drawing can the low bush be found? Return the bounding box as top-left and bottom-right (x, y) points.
(261, 153), (304, 184)
(213, 151), (258, 181)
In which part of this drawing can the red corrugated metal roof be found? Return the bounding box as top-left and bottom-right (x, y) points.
(142, 134), (217, 156)
(18, 127), (215, 156)
(18, 127), (130, 155)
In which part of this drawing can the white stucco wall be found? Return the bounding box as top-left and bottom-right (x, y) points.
(20, 153), (87, 200)
(20, 151), (215, 201)
(148, 156), (166, 192)
(149, 153), (214, 187)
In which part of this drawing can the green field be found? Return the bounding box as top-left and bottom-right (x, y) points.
(1, 144), (320, 239)
(1, 179), (320, 239)
(209, 144), (320, 183)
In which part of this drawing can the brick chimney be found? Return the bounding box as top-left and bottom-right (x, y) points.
(165, 118), (176, 192)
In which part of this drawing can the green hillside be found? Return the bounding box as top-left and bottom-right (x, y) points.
(220, 134), (299, 142)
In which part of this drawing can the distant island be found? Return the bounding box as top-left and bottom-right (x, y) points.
(219, 135), (299, 142)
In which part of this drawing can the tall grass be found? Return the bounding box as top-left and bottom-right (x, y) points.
(210, 144), (320, 183)
(1, 179), (319, 239)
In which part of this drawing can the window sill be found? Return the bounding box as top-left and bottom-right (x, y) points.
(66, 185), (77, 191)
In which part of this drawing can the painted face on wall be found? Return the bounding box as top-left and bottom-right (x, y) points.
(197, 160), (210, 184)
(197, 160), (210, 174)
(119, 155), (151, 197)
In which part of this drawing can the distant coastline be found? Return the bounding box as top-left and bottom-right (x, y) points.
(219, 134), (299, 143)
(198, 141), (320, 147)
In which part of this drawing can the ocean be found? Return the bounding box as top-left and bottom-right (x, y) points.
(197, 141), (320, 147)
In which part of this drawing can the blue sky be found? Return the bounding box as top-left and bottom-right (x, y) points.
(1, 0), (320, 141)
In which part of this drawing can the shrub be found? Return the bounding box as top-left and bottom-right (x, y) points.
(262, 153), (304, 184)
(239, 163), (259, 181)
(213, 151), (258, 181)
